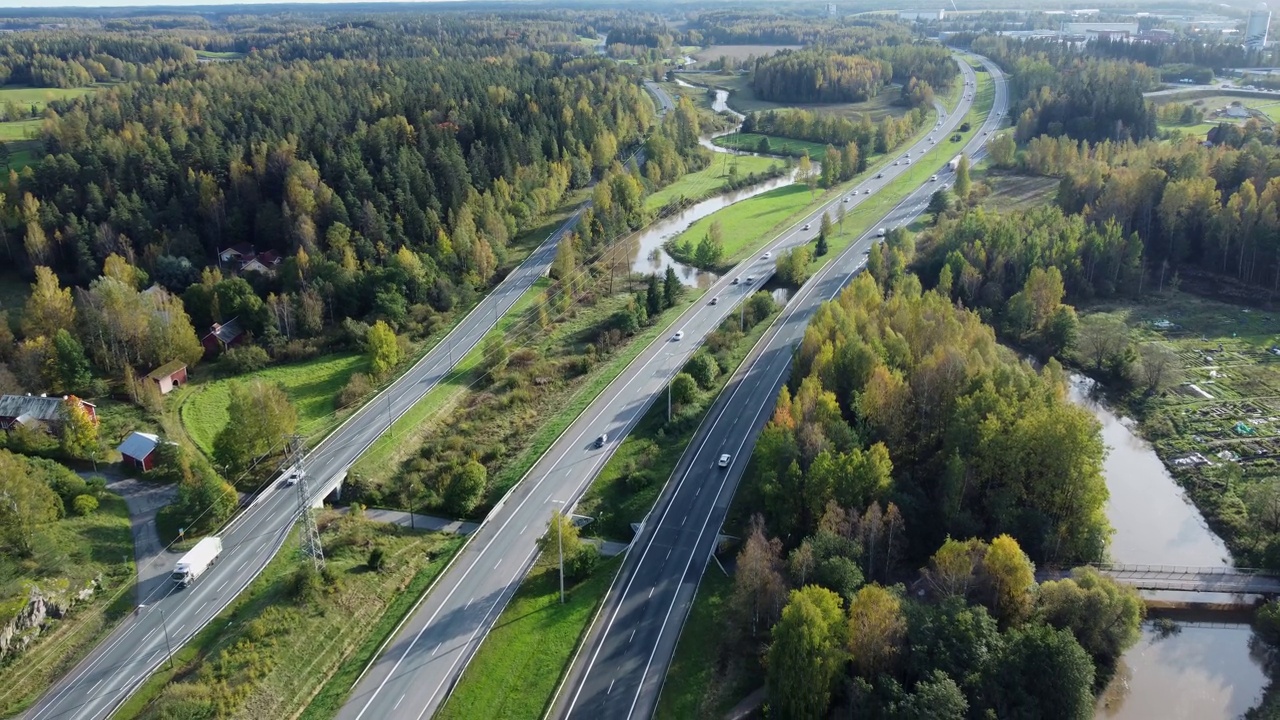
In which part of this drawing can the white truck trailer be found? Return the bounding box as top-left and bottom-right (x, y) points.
(172, 536), (222, 588)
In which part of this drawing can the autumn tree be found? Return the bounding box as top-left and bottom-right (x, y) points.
(1035, 567), (1144, 671)
(0, 450), (61, 556)
(954, 154), (971, 203)
(60, 396), (101, 460)
(981, 533), (1036, 625)
(846, 583), (906, 677)
(367, 320), (401, 378)
(22, 266), (75, 340)
(732, 515), (788, 638)
(767, 585), (847, 720)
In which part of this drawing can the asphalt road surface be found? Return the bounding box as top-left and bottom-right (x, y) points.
(556, 55), (1008, 720)
(340, 55), (999, 720)
(21, 211), (585, 720)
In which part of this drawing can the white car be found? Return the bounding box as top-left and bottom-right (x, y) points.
(746, 276), (755, 283)
(762, 251), (772, 259)
(283, 468), (302, 487)
(718, 454), (731, 468)
(803, 223), (811, 231)
(672, 331), (684, 341)
(865, 188), (871, 194)
(931, 174), (938, 181)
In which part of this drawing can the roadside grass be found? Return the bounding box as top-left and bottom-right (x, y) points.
(178, 352), (370, 456)
(114, 513), (464, 720)
(0, 492), (135, 718)
(645, 153), (785, 211)
(435, 555), (623, 720)
(653, 566), (754, 720)
(350, 278), (551, 487)
(576, 302), (780, 541)
(712, 132), (827, 159)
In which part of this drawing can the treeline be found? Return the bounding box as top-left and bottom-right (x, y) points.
(1090, 35), (1257, 72)
(690, 11), (913, 47)
(968, 35), (1158, 143)
(753, 50), (890, 104)
(0, 33), (197, 87)
(743, 106), (928, 154)
(741, 273), (1109, 564)
(863, 42), (958, 92)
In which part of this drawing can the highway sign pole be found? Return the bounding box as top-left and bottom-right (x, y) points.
(159, 609), (175, 669)
(667, 381), (671, 423)
(558, 512), (565, 604)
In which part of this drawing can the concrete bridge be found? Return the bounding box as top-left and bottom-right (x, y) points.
(1038, 564), (1280, 595)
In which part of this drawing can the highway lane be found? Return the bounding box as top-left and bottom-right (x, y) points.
(21, 210), (586, 720)
(556, 55), (1007, 720)
(340, 55), (990, 720)
(644, 80), (675, 115)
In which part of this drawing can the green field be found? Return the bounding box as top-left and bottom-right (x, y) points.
(0, 492), (134, 717)
(436, 556), (621, 720)
(669, 184), (814, 266)
(646, 153), (786, 211)
(116, 514), (464, 720)
(0, 118), (42, 142)
(712, 132), (827, 159)
(979, 171), (1059, 213)
(1154, 94), (1280, 137)
(195, 49), (247, 60)
(179, 352), (370, 456)
(692, 72), (909, 120)
(0, 84), (99, 110)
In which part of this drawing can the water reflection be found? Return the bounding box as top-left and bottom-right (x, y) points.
(1065, 376), (1269, 719)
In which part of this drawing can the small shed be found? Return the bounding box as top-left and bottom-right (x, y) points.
(201, 317), (244, 356)
(146, 360), (188, 395)
(118, 431), (162, 471)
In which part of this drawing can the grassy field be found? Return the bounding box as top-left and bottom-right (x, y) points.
(646, 153), (786, 211)
(691, 44), (798, 65)
(653, 566), (753, 719)
(195, 50), (246, 60)
(978, 171), (1059, 213)
(576, 301), (780, 541)
(115, 512), (464, 720)
(0, 118), (41, 142)
(0, 84), (99, 111)
(0, 491), (134, 718)
(435, 555), (622, 720)
(1154, 94), (1280, 137)
(669, 184), (814, 266)
(178, 352), (370, 456)
(712, 132), (828, 159)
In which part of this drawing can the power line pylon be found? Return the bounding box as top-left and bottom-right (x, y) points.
(288, 434), (325, 572)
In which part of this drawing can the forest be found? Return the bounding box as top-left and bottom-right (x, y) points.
(752, 50), (890, 104)
(718, 275), (1136, 719)
(743, 106), (929, 155)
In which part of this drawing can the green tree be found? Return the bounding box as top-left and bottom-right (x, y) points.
(646, 273), (662, 318)
(72, 494), (99, 516)
(897, 670), (968, 720)
(52, 329), (91, 394)
(669, 372), (698, 407)
(1036, 567), (1144, 670)
(444, 459), (487, 516)
(798, 154), (816, 197)
(822, 144), (841, 187)
(982, 533), (1036, 625)
(987, 132), (1017, 168)
(982, 623), (1095, 720)
(663, 266), (681, 309)
(684, 351), (719, 390)
(757, 136), (771, 154)
(767, 585), (847, 720)
(482, 334), (509, 376)
(927, 190), (951, 224)
(0, 450), (61, 556)
(905, 596), (1001, 692)
(846, 584), (906, 677)
(367, 320), (401, 378)
(212, 379), (298, 478)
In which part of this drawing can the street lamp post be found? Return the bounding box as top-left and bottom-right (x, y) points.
(557, 511), (565, 605)
(158, 608), (175, 669)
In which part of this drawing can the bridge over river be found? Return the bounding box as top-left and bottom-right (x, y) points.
(1037, 564), (1280, 595)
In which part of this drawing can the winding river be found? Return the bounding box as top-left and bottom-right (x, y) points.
(1068, 378), (1269, 719)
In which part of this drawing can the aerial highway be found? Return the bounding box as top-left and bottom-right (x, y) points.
(340, 56), (995, 720)
(556, 54), (1008, 720)
(21, 206), (587, 720)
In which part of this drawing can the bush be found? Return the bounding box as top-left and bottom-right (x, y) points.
(72, 494), (99, 516)
(337, 372), (374, 409)
(289, 562), (324, 603)
(567, 543), (600, 581)
(223, 344), (270, 374)
(368, 546), (386, 572)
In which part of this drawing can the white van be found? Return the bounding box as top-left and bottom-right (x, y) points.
(876, 228), (887, 238)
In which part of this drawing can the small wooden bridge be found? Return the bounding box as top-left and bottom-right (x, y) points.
(1038, 564), (1280, 595)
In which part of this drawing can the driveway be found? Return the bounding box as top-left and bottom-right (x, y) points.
(89, 470), (179, 604)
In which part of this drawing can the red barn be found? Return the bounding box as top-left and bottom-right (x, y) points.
(146, 361), (188, 395)
(117, 431), (162, 471)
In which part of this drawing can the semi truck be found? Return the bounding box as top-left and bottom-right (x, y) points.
(948, 155), (963, 171)
(172, 536), (222, 588)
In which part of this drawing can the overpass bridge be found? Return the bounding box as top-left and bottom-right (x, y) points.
(1038, 564), (1280, 595)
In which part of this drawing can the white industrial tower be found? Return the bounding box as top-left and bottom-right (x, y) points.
(1246, 2), (1272, 50)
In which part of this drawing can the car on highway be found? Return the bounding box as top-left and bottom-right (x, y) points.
(595, 434), (607, 448)
(746, 275), (755, 283)
(803, 222), (811, 230)
(865, 188), (871, 194)
(718, 453), (731, 468)
(931, 174), (938, 181)
(841, 196), (847, 202)
(762, 251), (772, 259)
(283, 468), (302, 486)
(876, 172), (883, 178)
(732, 277), (740, 285)
(709, 296), (718, 305)
(893, 160), (899, 166)
(903, 159), (911, 165)
(672, 330), (684, 341)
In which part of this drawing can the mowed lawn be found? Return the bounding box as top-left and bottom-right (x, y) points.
(646, 153), (785, 210)
(180, 352), (370, 455)
(670, 183), (814, 262)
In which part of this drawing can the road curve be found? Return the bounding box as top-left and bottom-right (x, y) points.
(20, 207), (585, 720)
(555, 55), (1008, 720)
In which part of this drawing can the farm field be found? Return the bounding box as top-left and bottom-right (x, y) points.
(691, 44), (798, 65)
(178, 352), (370, 456)
(645, 153), (785, 211)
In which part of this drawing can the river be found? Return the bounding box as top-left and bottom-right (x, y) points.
(1067, 377), (1269, 719)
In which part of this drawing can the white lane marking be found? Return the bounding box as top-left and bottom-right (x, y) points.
(395, 694), (405, 710)
(494, 561), (501, 570)
(648, 587), (655, 599)
(520, 524), (528, 535)
(431, 642), (441, 657)
(466, 597), (474, 609)
(629, 629), (636, 644)
(608, 679), (615, 695)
